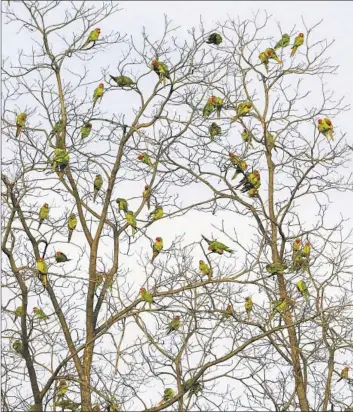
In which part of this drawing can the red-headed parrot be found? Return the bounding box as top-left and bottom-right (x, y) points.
(125, 211), (137, 236)
(167, 315), (180, 334)
(274, 33), (290, 50)
(318, 118), (334, 140)
(93, 83), (104, 108)
(55, 251), (70, 263)
(259, 51), (269, 73)
(16, 113), (27, 138)
(231, 101), (253, 124)
(265, 48), (282, 64)
(33, 307), (49, 320)
(199, 260), (211, 278)
(83, 28), (101, 48)
(229, 152), (248, 180)
(202, 235), (233, 254)
(68, 213), (77, 243)
(223, 304), (233, 319)
(149, 205), (163, 221)
(203, 96), (216, 118)
(151, 59), (170, 85)
(138, 152), (153, 167)
(38, 203), (49, 230)
(290, 33), (304, 57)
(151, 237), (163, 263)
(143, 185), (151, 210)
(139, 287), (155, 311)
(301, 242), (311, 257)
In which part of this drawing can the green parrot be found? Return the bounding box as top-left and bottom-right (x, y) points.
(296, 279), (309, 302)
(318, 118), (334, 140)
(81, 123), (92, 139)
(116, 198), (129, 212)
(231, 101), (253, 124)
(199, 260), (212, 278)
(125, 211), (137, 235)
(33, 307), (49, 320)
(55, 251), (70, 263)
(158, 388), (175, 405)
(184, 380), (203, 398)
(14, 306), (23, 322)
(38, 203), (49, 230)
(51, 148), (69, 178)
(15, 113), (27, 138)
(68, 213), (77, 243)
(149, 205), (163, 221)
(245, 297), (253, 321)
(223, 304), (233, 320)
(301, 242), (311, 257)
(203, 96), (216, 118)
(241, 129), (254, 148)
(209, 122), (222, 141)
(56, 380), (68, 398)
(266, 262), (287, 275)
(50, 119), (63, 137)
(55, 399), (80, 411)
(202, 234), (233, 254)
(274, 33), (290, 50)
(214, 97), (224, 119)
(269, 296), (287, 321)
(266, 131), (277, 151)
(290, 33), (305, 57)
(248, 188), (259, 198)
(151, 237), (163, 263)
(338, 367), (349, 382)
(12, 339), (23, 355)
(93, 174), (103, 202)
(109, 75), (135, 87)
(82, 28), (101, 48)
(93, 83), (104, 108)
(137, 152), (153, 167)
(143, 185), (151, 210)
(265, 48), (282, 64)
(259, 51), (269, 73)
(205, 33), (223, 45)
(151, 59), (170, 85)
(167, 315), (181, 335)
(292, 238), (302, 262)
(237, 170), (261, 193)
(229, 152), (248, 180)
(139, 287), (155, 311)
(37, 258), (48, 289)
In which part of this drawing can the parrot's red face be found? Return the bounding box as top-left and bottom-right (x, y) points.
(280, 296), (285, 301)
(305, 242), (310, 246)
(33, 307), (39, 311)
(229, 152), (235, 157)
(175, 315), (180, 319)
(96, 28), (101, 33)
(247, 104), (252, 109)
(138, 154), (143, 160)
(299, 33), (304, 37)
(39, 258), (44, 262)
(152, 60), (158, 67)
(55, 252), (61, 257)
(226, 305), (232, 310)
(267, 50), (273, 56)
(21, 114), (27, 120)
(156, 237), (162, 242)
(295, 239), (301, 244)
(144, 185), (149, 190)
(140, 288), (146, 294)
(318, 119), (323, 124)
(326, 120), (332, 126)
(199, 260), (204, 264)
(99, 83), (104, 88)
(96, 174), (101, 178)
(44, 203), (49, 208)
(244, 163), (248, 169)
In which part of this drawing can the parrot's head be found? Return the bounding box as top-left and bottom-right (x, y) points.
(152, 59), (159, 67)
(294, 238), (301, 245)
(326, 119), (332, 126)
(33, 307), (39, 312)
(305, 242), (310, 247)
(21, 113), (27, 120)
(138, 154), (144, 160)
(38, 258), (44, 262)
(209, 96), (216, 104)
(318, 119), (323, 124)
(96, 174), (101, 178)
(99, 83), (104, 88)
(139, 287), (146, 294)
(70, 213), (76, 218)
(283, 33), (289, 37)
(279, 295), (286, 301)
(299, 33), (304, 38)
(267, 49), (273, 56)
(226, 304), (232, 311)
(199, 260), (204, 264)
(87, 123), (92, 128)
(96, 28), (101, 34)
(55, 251), (62, 257)
(175, 315), (180, 319)
(144, 185), (149, 190)
(245, 296), (251, 301)
(44, 203), (49, 208)
(156, 237), (162, 242)
(246, 103), (252, 109)
(254, 170), (260, 179)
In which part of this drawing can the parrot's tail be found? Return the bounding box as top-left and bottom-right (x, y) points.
(16, 127), (21, 138)
(230, 116), (239, 124)
(38, 220), (43, 230)
(231, 172), (238, 180)
(93, 190), (97, 202)
(247, 312), (250, 321)
(337, 377), (342, 383)
(290, 47), (297, 57)
(201, 235), (211, 244)
(109, 75), (116, 82)
(68, 229), (73, 243)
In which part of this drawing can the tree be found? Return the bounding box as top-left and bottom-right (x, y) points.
(2, 2), (353, 411)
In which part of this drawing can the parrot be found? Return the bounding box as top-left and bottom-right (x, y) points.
(149, 205), (163, 221)
(229, 152), (248, 180)
(214, 97), (224, 119)
(292, 238), (302, 263)
(269, 296), (287, 320)
(318, 118), (334, 140)
(93, 174), (103, 202)
(93, 83), (104, 108)
(14, 306), (23, 322)
(274, 33), (290, 50)
(12, 339), (23, 355)
(302, 242), (311, 257)
(125, 211), (137, 235)
(259, 51), (269, 73)
(245, 297), (253, 321)
(202, 234), (233, 254)
(265, 48), (283, 64)
(137, 152), (153, 167)
(95, 274), (103, 291)
(266, 262), (287, 275)
(237, 170), (261, 192)
(223, 304), (233, 319)
(82, 28), (101, 48)
(248, 188), (259, 198)
(205, 33), (223, 45)
(33, 307), (49, 320)
(50, 119), (63, 137)
(38, 203), (49, 230)
(209, 122), (222, 141)
(51, 148), (69, 178)
(184, 379), (203, 398)
(139, 287), (155, 311)
(167, 315), (181, 335)
(55, 399), (80, 411)
(109, 75), (135, 87)
(338, 367), (349, 382)
(55, 251), (70, 263)
(151, 237), (163, 263)
(81, 123), (92, 139)
(199, 260), (212, 278)
(203, 96), (216, 118)
(266, 131), (277, 151)
(15, 113), (27, 138)
(230, 101), (253, 124)
(241, 129), (254, 148)
(290, 33), (305, 57)
(158, 388), (175, 405)
(67, 213), (77, 243)
(151, 59), (170, 85)
(56, 380), (68, 398)
(143, 185), (151, 210)
(37, 258), (48, 288)
(92, 405), (101, 412)
(116, 198), (129, 212)
(296, 279), (309, 303)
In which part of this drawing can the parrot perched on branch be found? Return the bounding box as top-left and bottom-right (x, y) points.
(38, 203), (49, 230)
(266, 131), (277, 152)
(222, 304), (233, 319)
(37, 258), (48, 289)
(138, 152), (153, 167)
(296, 279), (309, 302)
(231, 101), (253, 124)
(56, 380), (68, 398)
(82, 28), (101, 48)
(167, 315), (180, 335)
(245, 297), (253, 321)
(151, 59), (170, 85)
(67, 213), (77, 243)
(290, 33), (304, 57)
(143, 185), (151, 210)
(55, 251), (70, 263)
(149, 205), (163, 221)
(266, 262), (287, 275)
(93, 174), (103, 202)
(209, 122), (222, 141)
(184, 379), (203, 397)
(203, 96), (216, 118)
(202, 234), (233, 254)
(15, 113), (27, 138)
(269, 296), (288, 320)
(274, 33), (290, 50)
(12, 340), (23, 355)
(51, 148), (69, 178)
(301, 242), (311, 258)
(109, 75), (135, 87)
(241, 129), (254, 148)
(116, 198), (129, 212)
(259, 51), (269, 73)
(151, 237), (163, 263)
(158, 388), (175, 405)
(265, 48), (282, 64)
(206, 33), (223, 45)
(139, 287), (155, 311)
(338, 367), (349, 382)
(199, 260), (211, 278)
(318, 118), (334, 140)
(248, 188), (259, 198)
(93, 83), (104, 108)
(237, 170), (261, 193)
(81, 123), (92, 139)
(125, 211), (137, 236)
(292, 238), (302, 263)
(14, 306), (23, 322)
(50, 119), (63, 138)
(33, 307), (49, 320)
(229, 152), (248, 180)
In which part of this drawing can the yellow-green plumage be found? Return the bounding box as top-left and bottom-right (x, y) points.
(33, 307), (49, 320)
(125, 211), (137, 235)
(151, 238), (163, 263)
(68, 213), (77, 243)
(140, 289), (155, 311)
(38, 204), (49, 229)
(12, 339), (23, 355)
(159, 388), (175, 405)
(16, 113), (27, 138)
(149, 206), (163, 221)
(116, 198), (129, 212)
(14, 306), (23, 321)
(93, 175), (103, 202)
(274, 33), (290, 50)
(93, 84), (104, 108)
(109, 75), (135, 87)
(199, 260), (211, 278)
(245, 297), (253, 321)
(56, 380), (68, 398)
(231, 102), (253, 124)
(167, 316), (180, 334)
(296, 279), (309, 302)
(83, 28), (100, 48)
(290, 33), (305, 57)
(37, 259), (48, 288)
